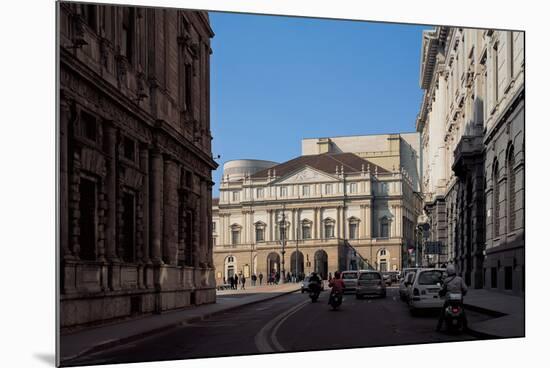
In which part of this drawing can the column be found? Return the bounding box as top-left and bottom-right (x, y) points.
(104, 124), (119, 261)
(365, 204), (372, 238)
(391, 205), (396, 238)
(140, 146), (150, 263)
(396, 205), (403, 237)
(150, 150), (163, 264)
(336, 207), (341, 238)
(200, 179), (208, 265)
(59, 98), (72, 259)
(312, 208), (317, 240)
(163, 158), (179, 265)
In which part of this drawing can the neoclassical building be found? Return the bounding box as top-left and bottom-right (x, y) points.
(212, 134), (422, 284)
(417, 26), (524, 294)
(59, 3), (216, 328)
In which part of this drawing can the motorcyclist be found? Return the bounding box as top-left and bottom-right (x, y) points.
(308, 272), (322, 294)
(328, 271), (345, 305)
(436, 264), (468, 331)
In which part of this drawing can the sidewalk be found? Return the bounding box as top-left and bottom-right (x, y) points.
(463, 289), (525, 338)
(60, 283), (301, 363)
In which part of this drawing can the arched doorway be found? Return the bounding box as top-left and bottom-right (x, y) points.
(314, 250), (328, 280)
(224, 255), (237, 283)
(290, 250), (304, 277)
(266, 252), (281, 277)
(377, 248), (389, 272)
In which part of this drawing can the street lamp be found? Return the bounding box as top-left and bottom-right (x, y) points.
(280, 203), (286, 284)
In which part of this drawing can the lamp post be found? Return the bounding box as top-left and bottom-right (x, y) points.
(280, 204), (286, 283)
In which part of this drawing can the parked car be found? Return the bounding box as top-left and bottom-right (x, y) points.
(399, 269), (419, 301)
(381, 272), (392, 286)
(300, 276), (324, 293)
(341, 271), (359, 293)
(407, 268), (447, 312)
(356, 270), (386, 298)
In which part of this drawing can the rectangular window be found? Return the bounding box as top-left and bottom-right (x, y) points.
(79, 177), (97, 260)
(302, 185), (310, 196)
(380, 221), (389, 238)
(302, 225), (311, 239)
(280, 186), (287, 197)
(349, 183), (357, 193)
(232, 191), (240, 202)
(80, 111), (97, 142)
(349, 223), (357, 239)
(81, 4), (97, 31)
(185, 212), (194, 266)
(256, 228), (264, 242)
(213, 237), (216, 247)
(212, 222), (216, 232)
(121, 8), (134, 63)
(325, 224), (334, 238)
(325, 184), (332, 195)
(491, 267), (498, 288)
(504, 266), (513, 290)
(232, 230), (240, 245)
(185, 63), (193, 113)
(256, 188), (264, 198)
(123, 136), (135, 161)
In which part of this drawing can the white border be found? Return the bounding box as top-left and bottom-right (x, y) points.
(1, 1), (547, 368)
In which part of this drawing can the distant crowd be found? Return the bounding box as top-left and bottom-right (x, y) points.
(222, 271), (307, 290)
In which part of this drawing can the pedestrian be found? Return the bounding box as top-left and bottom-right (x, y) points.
(328, 272), (332, 281)
(229, 275), (234, 289)
(286, 272), (291, 283)
(234, 273), (239, 290)
(251, 273), (257, 286)
(259, 272), (264, 286)
(240, 274), (246, 290)
(276, 272), (280, 284)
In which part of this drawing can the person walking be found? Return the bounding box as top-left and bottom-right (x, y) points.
(229, 275), (234, 289)
(240, 274), (246, 290)
(259, 272), (264, 286)
(251, 273), (257, 286)
(234, 274), (239, 290)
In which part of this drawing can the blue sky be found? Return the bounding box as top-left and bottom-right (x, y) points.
(209, 12), (427, 196)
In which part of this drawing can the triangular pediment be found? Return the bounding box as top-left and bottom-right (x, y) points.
(275, 166), (340, 184)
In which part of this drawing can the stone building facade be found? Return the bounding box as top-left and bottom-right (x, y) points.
(212, 134), (422, 285)
(417, 26), (524, 294)
(58, 2), (216, 328)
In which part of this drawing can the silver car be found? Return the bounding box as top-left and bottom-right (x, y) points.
(399, 268), (420, 301)
(341, 271), (359, 293)
(356, 271), (386, 298)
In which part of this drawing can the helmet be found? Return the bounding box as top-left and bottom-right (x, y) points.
(446, 264), (456, 276)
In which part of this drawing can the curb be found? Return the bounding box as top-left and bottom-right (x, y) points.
(463, 303), (507, 318)
(61, 287), (300, 364)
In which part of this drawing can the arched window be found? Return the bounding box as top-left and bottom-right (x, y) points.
(507, 146), (516, 232)
(493, 161), (500, 238)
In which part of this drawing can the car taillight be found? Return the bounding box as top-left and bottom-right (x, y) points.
(452, 308), (459, 313)
(413, 288), (419, 296)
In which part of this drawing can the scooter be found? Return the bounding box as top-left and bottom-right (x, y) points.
(308, 281), (321, 302)
(328, 290), (342, 310)
(444, 292), (465, 332)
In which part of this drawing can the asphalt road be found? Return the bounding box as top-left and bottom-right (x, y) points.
(64, 287), (485, 366)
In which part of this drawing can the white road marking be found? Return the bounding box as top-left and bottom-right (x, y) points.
(254, 299), (310, 353)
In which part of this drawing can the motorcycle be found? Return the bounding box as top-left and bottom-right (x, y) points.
(444, 292), (465, 332)
(308, 281), (321, 302)
(328, 290), (342, 310)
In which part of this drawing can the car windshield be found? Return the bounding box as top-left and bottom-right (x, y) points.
(342, 272), (358, 279)
(359, 273), (381, 280)
(418, 270), (444, 285)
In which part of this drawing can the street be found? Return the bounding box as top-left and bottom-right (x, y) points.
(64, 286), (487, 366)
